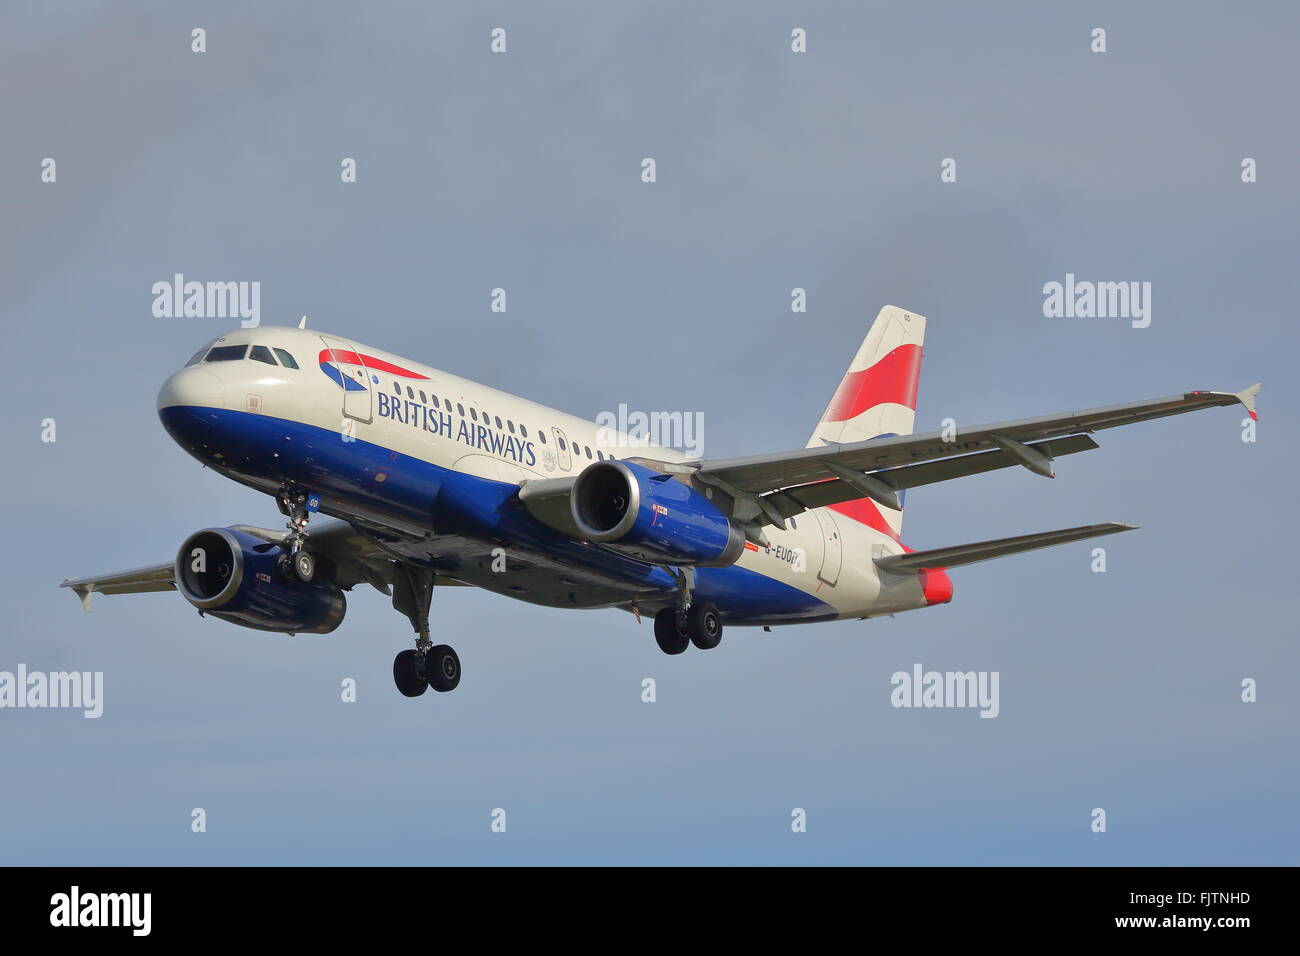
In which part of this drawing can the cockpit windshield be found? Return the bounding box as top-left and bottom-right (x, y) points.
(185, 341), (216, 367)
(192, 342), (300, 367)
(204, 345), (248, 362)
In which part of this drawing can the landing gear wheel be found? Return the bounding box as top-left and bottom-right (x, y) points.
(393, 649), (428, 697)
(654, 608), (689, 655)
(687, 601), (723, 650)
(292, 550), (315, 583)
(276, 552), (295, 582)
(425, 644), (461, 692)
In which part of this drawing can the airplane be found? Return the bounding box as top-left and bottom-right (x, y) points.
(61, 306), (1261, 698)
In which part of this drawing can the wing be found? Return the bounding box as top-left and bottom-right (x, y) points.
(762, 434), (1099, 520)
(60, 563), (176, 611)
(59, 518), (426, 611)
(669, 384), (1260, 537)
(699, 385), (1261, 492)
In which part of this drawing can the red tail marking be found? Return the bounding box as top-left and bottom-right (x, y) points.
(822, 344), (922, 422)
(829, 498), (901, 543)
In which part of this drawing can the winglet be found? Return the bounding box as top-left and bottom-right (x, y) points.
(70, 583), (93, 612)
(1236, 383), (1262, 421)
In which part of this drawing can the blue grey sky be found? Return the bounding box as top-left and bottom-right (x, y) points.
(1, 1), (1295, 864)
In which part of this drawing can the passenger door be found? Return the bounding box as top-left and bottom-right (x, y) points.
(318, 335), (373, 424)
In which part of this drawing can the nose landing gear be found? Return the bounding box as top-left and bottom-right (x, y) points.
(275, 488), (316, 583)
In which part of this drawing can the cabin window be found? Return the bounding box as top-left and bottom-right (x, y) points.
(470, 408), (478, 421)
(538, 430), (546, 444)
(507, 420), (516, 434)
(494, 416), (503, 429)
(457, 403), (465, 416)
(419, 390), (427, 403)
(558, 437), (566, 451)
(406, 387), (414, 399)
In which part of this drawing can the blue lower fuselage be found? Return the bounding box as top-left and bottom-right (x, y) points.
(159, 405), (837, 625)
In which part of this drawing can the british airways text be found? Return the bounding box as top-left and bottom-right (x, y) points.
(376, 393), (536, 466)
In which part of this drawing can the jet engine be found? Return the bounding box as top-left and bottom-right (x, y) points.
(569, 461), (744, 567)
(174, 527), (346, 634)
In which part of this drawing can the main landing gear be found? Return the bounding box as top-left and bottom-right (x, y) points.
(275, 488), (316, 584)
(391, 564), (461, 697)
(653, 568), (723, 655)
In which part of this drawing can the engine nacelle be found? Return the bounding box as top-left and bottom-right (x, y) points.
(571, 461), (744, 567)
(174, 527), (346, 634)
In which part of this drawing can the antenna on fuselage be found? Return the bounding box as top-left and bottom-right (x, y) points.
(298, 315), (308, 329)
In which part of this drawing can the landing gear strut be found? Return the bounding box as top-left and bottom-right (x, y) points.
(276, 488), (315, 583)
(653, 567), (722, 654)
(391, 564), (461, 696)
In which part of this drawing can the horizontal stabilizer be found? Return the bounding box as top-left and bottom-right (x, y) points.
(875, 522), (1136, 573)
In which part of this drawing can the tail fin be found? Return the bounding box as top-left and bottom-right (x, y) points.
(808, 305), (926, 538)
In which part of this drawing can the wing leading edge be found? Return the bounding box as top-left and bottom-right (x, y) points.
(698, 385), (1261, 494)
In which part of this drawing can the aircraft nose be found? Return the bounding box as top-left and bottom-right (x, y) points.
(157, 367), (223, 411)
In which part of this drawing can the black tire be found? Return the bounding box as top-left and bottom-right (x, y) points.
(293, 550), (315, 583)
(654, 608), (689, 655)
(687, 601), (723, 650)
(426, 644), (461, 692)
(276, 552), (295, 582)
(392, 649), (427, 697)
